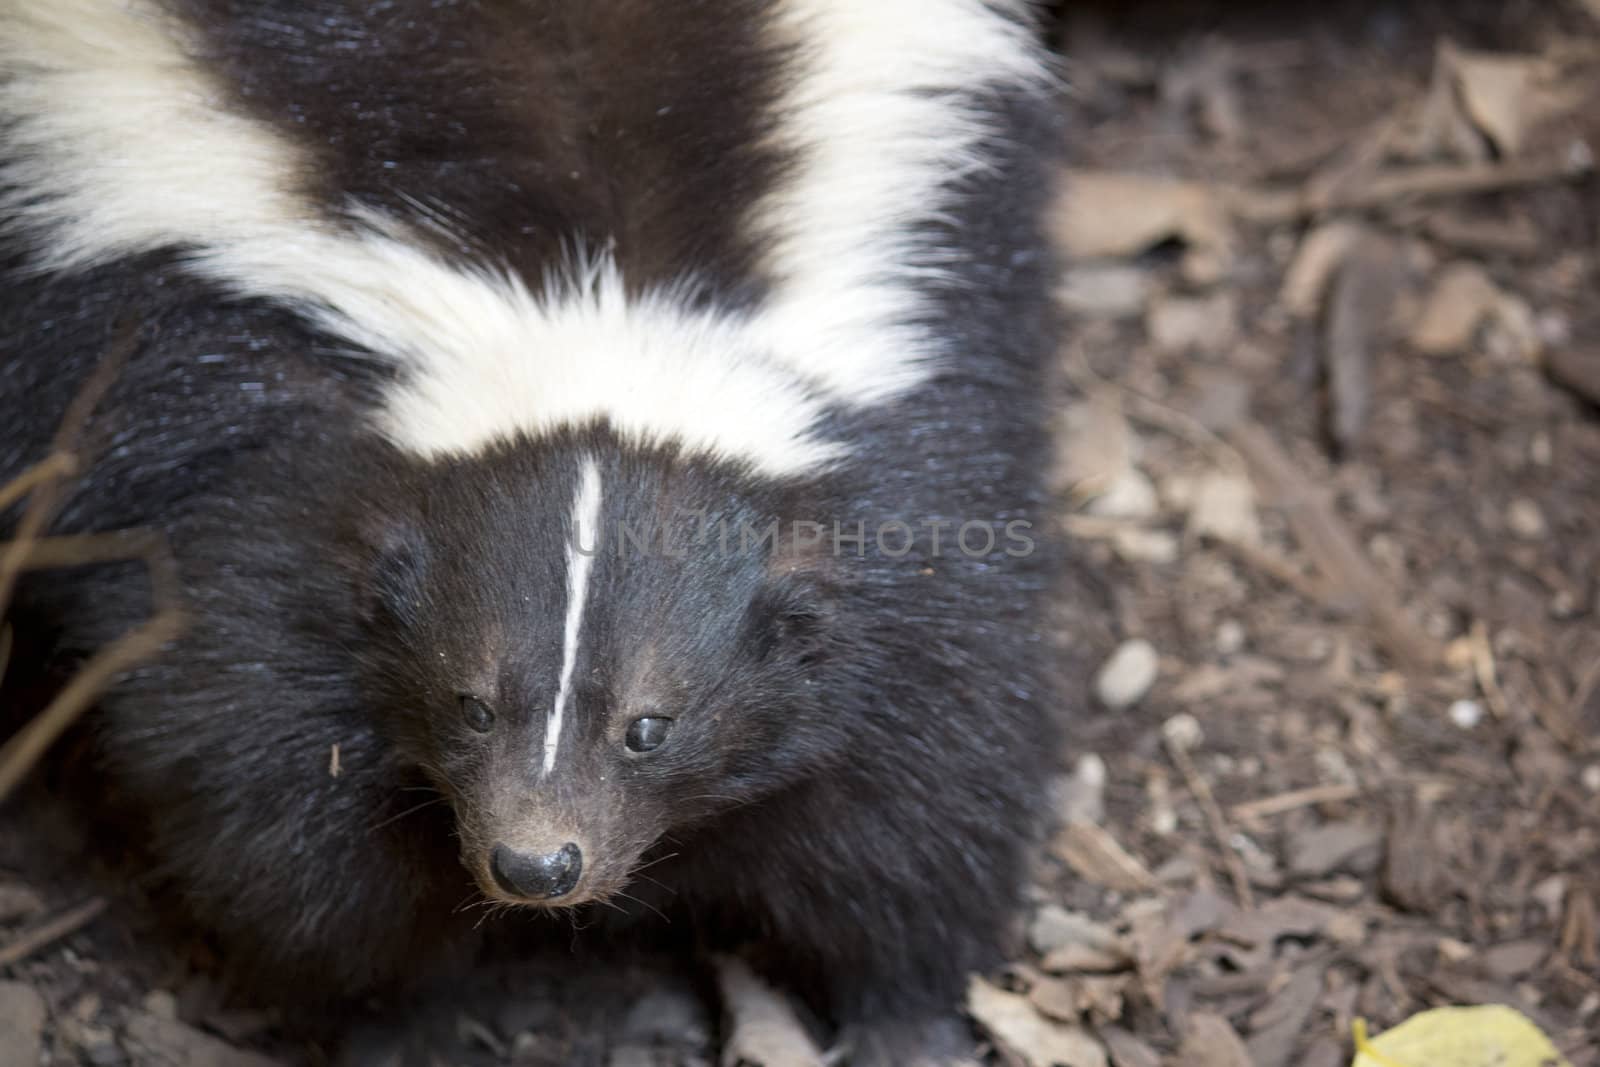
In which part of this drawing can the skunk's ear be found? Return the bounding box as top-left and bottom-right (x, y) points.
(752, 526), (842, 669)
(355, 514), (430, 629)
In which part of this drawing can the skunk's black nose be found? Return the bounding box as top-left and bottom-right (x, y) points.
(490, 841), (583, 900)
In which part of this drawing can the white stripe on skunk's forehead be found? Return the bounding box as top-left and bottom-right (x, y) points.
(752, 0), (1050, 402)
(0, 0), (1048, 475)
(544, 457), (602, 776)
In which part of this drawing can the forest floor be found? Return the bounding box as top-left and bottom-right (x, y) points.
(1, 1), (1598, 1065)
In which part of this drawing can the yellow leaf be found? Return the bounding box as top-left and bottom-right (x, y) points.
(1351, 1006), (1573, 1067)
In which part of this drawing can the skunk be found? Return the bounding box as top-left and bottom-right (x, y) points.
(0, 1), (1066, 1061)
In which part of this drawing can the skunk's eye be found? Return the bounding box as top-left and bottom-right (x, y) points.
(461, 696), (495, 733)
(625, 716), (673, 754)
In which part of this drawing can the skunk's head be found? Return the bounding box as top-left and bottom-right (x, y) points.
(350, 432), (844, 908)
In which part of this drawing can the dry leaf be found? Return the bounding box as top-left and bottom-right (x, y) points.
(1147, 292), (1237, 355)
(1411, 261), (1501, 352)
(1453, 60), (1528, 155)
(1085, 470), (1159, 521)
(967, 977), (1108, 1067)
(1054, 171), (1233, 273)
(715, 958), (824, 1067)
(1352, 1005), (1573, 1067)
(1404, 42), (1577, 163)
(1050, 821), (1158, 893)
(1053, 392), (1133, 501)
(1409, 262), (1536, 357)
(1040, 943), (1131, 975)
(1028, 974), (1127, 1025)
(1247, 967), (1325, 1067)
(1547, 347), (1600, 407)
(1162, 39), (1246, 145)
(1029, 907), (1123, 959)
(1282, 221), (1371, 319)
(1405, 48), (1489, 163)
(1288, 821), (1384, 878)
(1098, 1028), (1160, 1067)
(1179, 1013), (1252, 1067)
(1447, 45), (1552, 158)
(1186, 470), (1260, 546)
(1108, 527), (1179, 565)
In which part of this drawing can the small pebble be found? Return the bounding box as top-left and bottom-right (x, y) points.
(141, 990), (179, 1022)
(1161, 712), (1203, 751)
(1507, 498), (1546, 539)
(1314, 746), (1358, 786)
(1581, 765), (1600, 794)
(1095, 639), (1159, 709)
(1214, 619), (1245, 655)
(1448, 699), (1484, 730)
(1052, 753), (1107, 826)
(1531, 875), (1568, 921)
(1057, 265), (1150, 318)
(1146, 771), (1178, 836)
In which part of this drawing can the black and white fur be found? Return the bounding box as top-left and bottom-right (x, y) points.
(0, 1), (1066, 1061)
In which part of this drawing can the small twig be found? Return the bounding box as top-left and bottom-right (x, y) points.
(1412, 211), (1543, 258)
(0, 452), (77, 515)
(0, 321), (138, 612)
(0, 532), (184, 802)
(0, 897), (107, 968)
(1059, 514), (1152, 540)
(1333, 151), (1594, 211)
(7, 530), (167, 571)
(1230, 784), (1362, 823)
(0, 322), (176, 803)
(1165, 734), (1254, 911)
(1468, 620), (1511, 722)
(1061, 342), (1249, 476)
(1217, 538), (1348, 611)
(1227, 422), (1442, 670)
(1229, 148), (1595, 224)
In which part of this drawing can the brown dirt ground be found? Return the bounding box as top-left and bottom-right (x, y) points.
(2, 2), (1598, 1065)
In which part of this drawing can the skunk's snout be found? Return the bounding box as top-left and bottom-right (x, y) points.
(489, 841), (583, 901)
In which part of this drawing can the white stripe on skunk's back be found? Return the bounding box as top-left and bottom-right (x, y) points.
(0, 0), (1048, 477)
(754, 0), (1049, 403)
